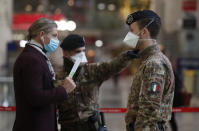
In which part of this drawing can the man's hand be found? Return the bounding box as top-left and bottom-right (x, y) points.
(126, 49), (140, 59)
(61, 77), (76, 94)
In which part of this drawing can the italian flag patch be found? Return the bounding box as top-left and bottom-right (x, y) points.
(151, 82), (159, 92)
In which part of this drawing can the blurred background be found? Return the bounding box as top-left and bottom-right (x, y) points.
(0, 0), (199, 130)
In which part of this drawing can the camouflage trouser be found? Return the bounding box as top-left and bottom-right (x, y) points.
(126, 121), (167, 131)
(60, 112), (107, 131)
(60, 120), (98, 131)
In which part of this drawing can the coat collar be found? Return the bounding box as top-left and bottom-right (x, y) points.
(139, 44), (160, 61)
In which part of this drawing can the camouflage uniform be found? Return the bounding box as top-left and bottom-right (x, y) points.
(55, 52), (133, 131)
(125, 45), (175, 131)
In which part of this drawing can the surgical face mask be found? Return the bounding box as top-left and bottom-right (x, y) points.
(42, 36), (60, 53)
(123, 31), (140, 48)
(70, 52), (88, 64)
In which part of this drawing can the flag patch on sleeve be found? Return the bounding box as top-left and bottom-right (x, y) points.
(151, 82), (159, 92)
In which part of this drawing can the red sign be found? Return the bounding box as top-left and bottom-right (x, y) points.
(12, 13), (64, 30)
(183, 0), (197, 11)
(0, 106), (16, 111)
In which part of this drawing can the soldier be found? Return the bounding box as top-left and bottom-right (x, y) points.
(55, 34), (139, 131)
(123, 10), (175, 131)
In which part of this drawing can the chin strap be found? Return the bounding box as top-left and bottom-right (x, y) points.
(139, 38), (156, 41)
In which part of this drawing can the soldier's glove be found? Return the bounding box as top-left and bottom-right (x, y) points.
(126, 49), (140, 59)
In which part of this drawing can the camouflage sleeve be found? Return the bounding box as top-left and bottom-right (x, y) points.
(135, 60), (165, 129)
(85, 52), (132, 82)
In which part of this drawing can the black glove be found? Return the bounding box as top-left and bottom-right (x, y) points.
(126, 49), (140, 59)
(88, 112), (98, 123)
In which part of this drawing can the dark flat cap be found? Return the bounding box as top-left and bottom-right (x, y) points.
(60, 34), (85, 51)
(126, 10), (160, 25)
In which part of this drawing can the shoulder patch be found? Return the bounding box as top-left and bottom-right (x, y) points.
(151, 82), (160, 92)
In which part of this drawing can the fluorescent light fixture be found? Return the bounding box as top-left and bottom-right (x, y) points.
(95, 40), (103, 47)
(67, 20), (76, 31)
(55, 19), (76, 31)
(98, 3), (106, 10)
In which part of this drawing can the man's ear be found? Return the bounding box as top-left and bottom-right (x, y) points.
(38, 31), (45, 44)
(142, 28), (150, 38)
(39, 31), (45, 37)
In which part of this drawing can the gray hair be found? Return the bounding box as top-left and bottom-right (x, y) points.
(27, 18), (57, 41)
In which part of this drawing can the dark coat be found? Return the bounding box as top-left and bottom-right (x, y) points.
(13, 44), (67, 131)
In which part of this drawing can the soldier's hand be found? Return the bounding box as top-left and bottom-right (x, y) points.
(126, 49), (140, 59)
(61, 77), (76, 94)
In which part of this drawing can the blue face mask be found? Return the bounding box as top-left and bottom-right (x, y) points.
(44, 38), (60, 53)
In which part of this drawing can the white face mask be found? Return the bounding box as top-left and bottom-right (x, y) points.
(70, 52), (88, 63)
(123, 31), (140, 48)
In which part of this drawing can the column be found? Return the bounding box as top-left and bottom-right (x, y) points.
(0, 0), (13, 76)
